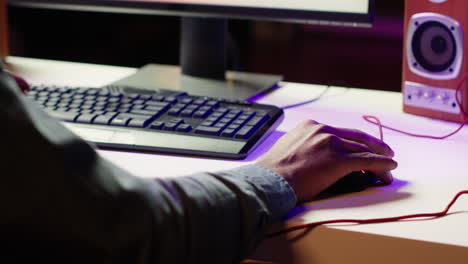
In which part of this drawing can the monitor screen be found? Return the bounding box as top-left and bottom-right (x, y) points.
(143, 0), (369, 13)
(9, 0), (374, 99)
(10, 0), (373, 25)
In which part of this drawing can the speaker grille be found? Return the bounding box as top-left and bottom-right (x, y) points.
(407, 13), (463, 80)
(412, 21), (456, 72)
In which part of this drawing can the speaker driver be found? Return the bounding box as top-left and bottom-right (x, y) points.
(407, 13), (463, 80)
(412, 21), (456, 72)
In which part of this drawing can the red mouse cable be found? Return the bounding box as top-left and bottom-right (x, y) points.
(267, 190), (468, 238)
(365, 74), (468, 140)
(267, 76), (468, 239)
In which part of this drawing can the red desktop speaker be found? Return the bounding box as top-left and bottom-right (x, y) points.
(402, 0), (468, 122)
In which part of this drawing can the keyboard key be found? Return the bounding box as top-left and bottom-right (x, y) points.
(176, 124), (192, 132)
(92, 110), (106, 115)
(173, 103), (187, 109)
(246, 115), (269, 128)
(206, 116), (220, 123)
(95, 96), (108, 101)
(169, 118), (185, 125)
(108, 97), (121, 103)
(220, 128), (237, 137)
(153, 95), (165, 101)
(219, 117), (233, 124)
(80, 104), (94, 110)
(238, 114), (253, 121)
(85, 89), (99, 95)
(193, 110), (211, 119)
(144, 105), (164, 112)
(76, 114), (97, 124)
(132, 105), (145, 110)
(163, 122), (179, 131)
(195, 126), (222, 136)
(94, 101), (107, 107)
(133, 99), (146, 105)
(128, 118), (150, 128)
(110, 115), (131, 126)
(214, 122), (228, 129)
(168, 107), (183, 116)
(140, 94), (153, 100)
(193, 99), (206, 105)
(46, 110), (80, 122)
(121, 98), (134, 104)
(180, 109), (195, 117)
(129, 109), (157, 117)
(146, 101), (171, 109)
(180, 98), (193, 104)
(217, 107), (229, 112)
(164, 96), (178, 104)
(185, 104), (199, 111)
(235, 125), (257, 139)
(44, 101), (58, 107)
(98, 90), (110, 96)
(232, 119), (246, 125)
(55, 107), (70, 113)
(205, 100), (220, 107)
(200, 121), (214, 127)
(56, 102), (70, 108)
(149, 121), (165, 129)
(227, 124), (241, 130)
(126, 93), (140, 100)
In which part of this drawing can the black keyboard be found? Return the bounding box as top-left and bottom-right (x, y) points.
(27, 84), (284, 159)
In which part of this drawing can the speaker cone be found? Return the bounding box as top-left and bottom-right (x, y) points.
(407, 13), (463, 80)
(412, 21), (457, 73)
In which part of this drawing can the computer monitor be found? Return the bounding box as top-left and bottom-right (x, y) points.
(8, 0), (374, 100)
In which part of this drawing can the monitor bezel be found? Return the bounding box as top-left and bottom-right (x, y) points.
(9, 0), (374, 25)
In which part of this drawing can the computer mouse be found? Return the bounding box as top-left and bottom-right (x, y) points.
(324, 171), (380, 194)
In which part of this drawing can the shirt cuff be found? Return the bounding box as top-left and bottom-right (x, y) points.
(226, 164), (297, 220)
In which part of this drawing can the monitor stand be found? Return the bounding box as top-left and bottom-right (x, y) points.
(109, 17), (282, 101)
(110, 63), (282, 100)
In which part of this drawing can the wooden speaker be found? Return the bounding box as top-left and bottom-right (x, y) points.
(402, 0), (468, 122)
(0, 0), (8, 60)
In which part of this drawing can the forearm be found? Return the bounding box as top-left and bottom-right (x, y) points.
(147, 164), (296, 262)
(0, 69), (296, 263)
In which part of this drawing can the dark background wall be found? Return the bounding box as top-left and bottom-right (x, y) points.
(8, 1), (405, 91)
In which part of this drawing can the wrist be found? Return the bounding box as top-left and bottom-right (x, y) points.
(255, 160), (298, 196)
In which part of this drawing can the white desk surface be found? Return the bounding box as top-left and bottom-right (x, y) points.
(7, 56), (468, 263)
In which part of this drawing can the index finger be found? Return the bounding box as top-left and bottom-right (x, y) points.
(346, 152), (398, 184)
(323, 125), (394, 157)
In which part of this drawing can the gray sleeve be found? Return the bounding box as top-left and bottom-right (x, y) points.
(0, 70), (296, 263)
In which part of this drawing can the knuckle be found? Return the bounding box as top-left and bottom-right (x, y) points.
(314, 123), (331, 134)
(351, 128), (364, 135)
(361, 152), (379, 165)
(318, 133), (340, 146)
(352, 128), (371, 140)
(300, 119), (319, 128)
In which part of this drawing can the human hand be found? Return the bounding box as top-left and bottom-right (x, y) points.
(256, 120), (397, 203)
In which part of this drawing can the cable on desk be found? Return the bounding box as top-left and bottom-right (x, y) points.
(267, 76), (468, 239)
(280, 86), (330, 110)
(267, 190), (468, 238)
(363, 74), (468, 140)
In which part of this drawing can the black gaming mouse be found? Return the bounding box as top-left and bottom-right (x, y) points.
(324, 171), (380, 194)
